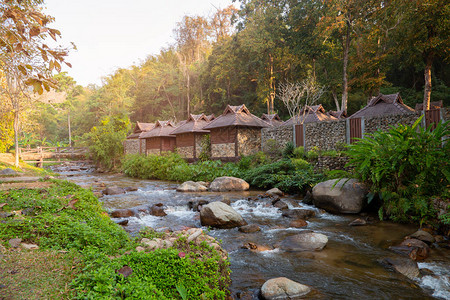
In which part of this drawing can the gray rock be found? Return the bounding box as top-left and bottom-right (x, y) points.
(266, 188), (283, 196)
(409, 230), (435, 244)
(279, 232), (328, 251)
(176, 181), (208, 192)
(102, 186), (126, 195)
(238, 224), (261, 233)
(302, 191), (313, 205)
(282, 209), (315, 220)
(200, 201), (247, 229)
(349, 218), (367, 226)
(209, 176), (249, 192)
(379, 257), (420, 280)
(111, 209), (134, 218)
(8, 238), (22, 248)
(389, 238), (430, 261)
(0, 168), (18, 176)
(20, 243), (39, 250)
(261, 277), (311, 300)
(150, 204), (167, 217)
(273, 200), (289, 210)
(312, 178), (368, 214)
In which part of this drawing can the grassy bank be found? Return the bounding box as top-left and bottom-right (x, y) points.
(122, 151), (325, 195)
(0, 180), (230, 299)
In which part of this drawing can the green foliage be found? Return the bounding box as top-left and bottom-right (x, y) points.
(83, 114), (130, 170)
(265, 139), (281, 158)
(346, 117), (450, 226)
(293, 146), (306, 159)
(0, 111), (14, 152)
(282, 141), (295, 159)
(198, 135), (211, 161)
(291, 158), (310, 170)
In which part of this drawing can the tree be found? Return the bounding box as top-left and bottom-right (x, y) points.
(278, 75), (325, 124)
(0, 0), (70, 166)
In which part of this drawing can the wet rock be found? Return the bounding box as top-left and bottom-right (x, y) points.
(420, 268), (435, 276)
(123, 187), (138, 192)
(115, 219), (129, 226)
(279, 232), (328, 251)
(200, 201), (247, 229)
(177, 181), (208, 192)
(409, 230), (435, 244)
(150, 204), (167, 217)
(241, 242), (272, 252)
(8, 238), (22, 248)
(209, 176), (249, 192)
(117, 266), (133, 278)
(20, 243), (39, 250)
(272, 199), (288, 210)
(261, 277), (311, 300)
(102, 186), (126, 195)
(301, 191), (313, 205)
(312, 178), (368, 214)
(282, 209), (315, 220)
(289, 219), (308, 228)
(186, 228), (203, 243)
(0, 168), (18, 176)
(349, 218), (367, 226)
(266, 188), (283, 196)
(220, 196), (231, 206)
(378, 257), (420, 280)
(389, 238), (430, 261)
(188, 200), (209, 212)
(239, 224), (261, 233)
(111, 209), (134, 218)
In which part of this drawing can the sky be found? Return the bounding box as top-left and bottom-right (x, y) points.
(44, 0), (234, 87)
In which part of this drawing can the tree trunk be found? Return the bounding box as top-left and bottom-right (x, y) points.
(341, 21), (351, 114)
(13, 109), (19, 167)
(68, 110), (72, 147)
(423, 55), (432, 111)
(268, 53), (275, 114)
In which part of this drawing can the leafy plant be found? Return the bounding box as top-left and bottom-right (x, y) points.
(282, 141), (295, 159)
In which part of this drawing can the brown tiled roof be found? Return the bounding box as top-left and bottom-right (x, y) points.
(415, 100), (443, 111)
(328, 110), (347, 119)
(206, 114), (215, 121)
(261, 113), (283, 126)
(171, 114), (211, 135)
(282, 104), (338, 125)
(349, 93), (414, 119)
(139, 120), (176, 138)
(203, 104), (269, 129)
(127, 122), (155, 139)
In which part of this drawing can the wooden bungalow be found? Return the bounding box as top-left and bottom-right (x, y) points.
(261, 113), (283, 126)
(282, 104), (338, 125)
(124, 122), (154, 154)
(349, 93), (414, 119)
(139, 121), (177, 155)
(171, 114), (211, 160)
(203, 104), (269, 160)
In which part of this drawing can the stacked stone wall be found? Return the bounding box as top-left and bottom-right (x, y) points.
(146, 149), (160, 155)
(211, 143), (235, 158)
(195, 134), (208, 158)
(364, 112), (420, 134)
(261, 125), (293, 152)
(237, 127), (261, 156)
(124, 139), (140, 155)
(177, 146), (194, 158)
(314, 155), (350, 171)
(304, 120), (346, 151)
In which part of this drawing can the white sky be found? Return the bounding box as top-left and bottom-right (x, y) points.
(44, 0), (234, 87)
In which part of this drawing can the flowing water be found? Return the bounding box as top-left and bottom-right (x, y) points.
(56, 165), (450, 299)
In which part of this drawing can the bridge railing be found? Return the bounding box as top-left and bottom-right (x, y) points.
(18, 146), (90, 166)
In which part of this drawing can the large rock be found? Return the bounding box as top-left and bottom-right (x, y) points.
(102, 186), (126, 195)
(389, 238), (430, 261)
(0, 168), (18, 176)
(200, 201), (247, 229)
(239, 224), (261, 233)
(409, 230), (435, 244)
(266, 188), (283, 196)
(378, 257), (420, 280)
(282, 209), (315, 220)
(111, 209), (135, 218)
(209, 176), (249, 192)
(312, 178), (367, 214)
(279, 232), (328, 251)
(150, 203), (167, 217)
(176, 181), (208, 192)
(261, 277), (311, 300)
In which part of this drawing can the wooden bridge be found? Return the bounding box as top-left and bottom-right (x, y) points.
(19, 146), (90, 167)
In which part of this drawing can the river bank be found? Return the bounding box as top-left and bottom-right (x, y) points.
(56, 163), (450, 299)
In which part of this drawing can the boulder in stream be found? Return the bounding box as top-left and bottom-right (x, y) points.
(272, 199), (288, 210)
(389, 238), (430, 261)
(261, 277), (311, 300)
(239, 224), (261, 233)
(279, 232), (328, 251)
(111, 209), (134, 218)
(176, 181), (208, 192)
(266, 188), (283, 196)
(282, 209), (315, 220)
(150, 203), (167, 217)
(409, 230), (435, 244)
(209, 176), (249, 192)
(312, 178), (368, 214)
(378, 257), (420, 280)
(102, 186), (126, 195)
(200, 201), (247, 229)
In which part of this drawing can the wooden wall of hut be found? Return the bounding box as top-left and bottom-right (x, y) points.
(210, 127), (237, 144)
(161, 137), (176, 152)
(176, 133), (195, 148)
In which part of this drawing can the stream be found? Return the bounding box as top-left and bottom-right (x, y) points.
(54, 164), (450, 299)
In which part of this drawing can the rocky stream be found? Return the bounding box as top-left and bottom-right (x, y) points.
(52, 162), (450, 299)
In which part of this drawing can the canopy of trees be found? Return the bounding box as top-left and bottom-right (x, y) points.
(2, 0), (448, 148)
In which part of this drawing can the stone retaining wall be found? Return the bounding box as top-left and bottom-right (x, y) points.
(304, 120), (346, 151)
(364, 112), (420, 135)
(177, 146), (194, 159)
(124, 139), (140, 155)
(314, 155), (350, 171)
(211, 143), (235, 158)
(237, 127), (261, 156)
(146, 149), (159, 155)
(261, 125), (293, 152)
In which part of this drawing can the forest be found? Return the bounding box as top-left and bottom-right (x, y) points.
(1, 0), (449, 148)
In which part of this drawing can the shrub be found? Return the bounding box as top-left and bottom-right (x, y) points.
(291, 158), (310, 170)
(346, 117), (450, 226)
(282, 141), (295, 159)
(265, 139), (281, 158)
(198, 135), (211, 161)
(293, 146), (306, 159)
